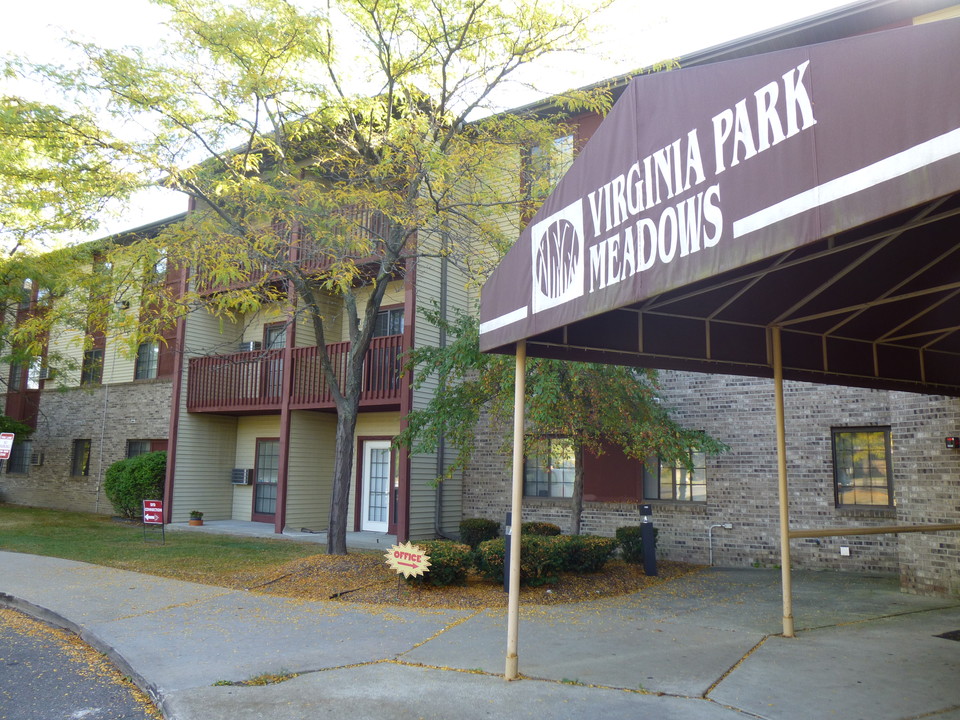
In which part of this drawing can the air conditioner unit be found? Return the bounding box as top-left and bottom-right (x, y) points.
(30, 453), (44, 466)
(230, 468), (254, 485)
(37, 367), (52, 380)
(238, 341), (262, 352)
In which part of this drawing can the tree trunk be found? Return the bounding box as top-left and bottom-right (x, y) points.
(327, 400), (359, 554)
(571, 445), (584, 536)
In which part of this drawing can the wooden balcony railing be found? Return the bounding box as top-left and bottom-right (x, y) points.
(194, 208), (393, 294)
(186, 334), (403, 413)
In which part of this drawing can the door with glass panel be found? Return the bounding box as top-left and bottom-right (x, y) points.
(360, 440), (391, 532)
(262, 323), (286, 401)
(252, 438), (280, 523)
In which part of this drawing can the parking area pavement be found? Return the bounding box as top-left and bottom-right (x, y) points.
(2, 550), (959, 720)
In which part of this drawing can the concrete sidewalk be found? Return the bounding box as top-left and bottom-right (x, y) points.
(2, 549), (959, 720)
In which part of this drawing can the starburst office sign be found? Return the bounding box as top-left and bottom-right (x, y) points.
(384, 541), (431, 579)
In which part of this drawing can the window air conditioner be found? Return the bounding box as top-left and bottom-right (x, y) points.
(238, 341), (262, 352)
(37, 367), (52, 380)
(30, 453), (44, 466)
(230, 468), (254, 485)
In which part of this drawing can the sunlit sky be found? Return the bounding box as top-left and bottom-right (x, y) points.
(6, 0), (855, 238)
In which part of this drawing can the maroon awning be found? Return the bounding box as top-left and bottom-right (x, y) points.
(479, 18), (960, 397)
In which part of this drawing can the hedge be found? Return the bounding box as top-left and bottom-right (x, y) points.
(103, 451), (167, 519)
(521, 521), (561, 536)
(615, 525), (659, 565)
(562, 535), (618, 573)
(474, 534), (616, 586)
(406, 540), (473, 587)
(459, 518), (500, 549)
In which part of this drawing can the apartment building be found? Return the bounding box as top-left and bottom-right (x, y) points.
(473, 0), (960, 598)
(3, 0), (958, 597)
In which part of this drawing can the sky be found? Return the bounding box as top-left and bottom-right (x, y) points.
(5, 0), (855, 239)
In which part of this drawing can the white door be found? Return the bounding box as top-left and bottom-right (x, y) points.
(361, 441), (391, 532)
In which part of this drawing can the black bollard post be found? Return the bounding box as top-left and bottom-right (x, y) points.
(503, 511), (512, 593)
(639, 504), (657, 577)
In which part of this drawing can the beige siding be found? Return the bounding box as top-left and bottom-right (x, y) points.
(170, 307), (241, 522)
(103, 339), (135, 384)
(284, 410), (337, 531)
(406, 253), (473, 539)
(230, 416), (281, 520)
(47, 326), (84, 387)
(297, 292), (341, 345)
(241, 303), (289, 346)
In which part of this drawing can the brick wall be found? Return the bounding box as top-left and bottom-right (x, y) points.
(0, 380), (172, 514)
(462, 370), (960, 597)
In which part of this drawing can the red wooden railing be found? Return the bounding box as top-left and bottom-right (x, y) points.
(194, 209), (393, 294)
(186, 334), (402, 413)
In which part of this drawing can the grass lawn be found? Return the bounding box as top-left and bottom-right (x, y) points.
(0, 504), (326, 588)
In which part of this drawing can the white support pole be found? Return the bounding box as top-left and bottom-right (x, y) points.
(772, 326), (795, 638)
(505, 340), (526, 680)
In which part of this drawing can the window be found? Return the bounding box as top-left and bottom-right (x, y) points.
(71, 439), (92, 477)
(263, 323), (287, 350)
(643, 450), (707, 502)
(832, 427), (892, 507)
(27, 358), (43, 390)
(9, 364), (23, 392)
(126, 440), (167, 458)
(134, 341), (159, 380)
(80, 349), (103, 385)
(373, 307), (404, 337)
(529, 134), (575, 195)
(6, 441), (31, 474)
(126, 440), (151, 458)
(7, 360), (43, 391)
(524, 438), (575, 498)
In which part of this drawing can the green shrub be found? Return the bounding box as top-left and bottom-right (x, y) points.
(459, 518), (500, 549)
(474, 534), (614, 585)
(562, 535), (618, 573)
(615, 525), (659, 565)
(521, 521), (561, 536)
(104, 451), (167, 519)
(406, 540), (473, 587)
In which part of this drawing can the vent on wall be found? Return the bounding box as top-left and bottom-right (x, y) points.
(30, 453), (44, 466)
(231, 468), (254, 485)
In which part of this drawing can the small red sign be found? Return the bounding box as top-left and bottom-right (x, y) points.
(0, 433), (14, 460)
(143, 499), (163, 524)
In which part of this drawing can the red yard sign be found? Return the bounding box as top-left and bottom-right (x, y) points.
(0, 433), (14, 460)
(143, 500), (164, 524)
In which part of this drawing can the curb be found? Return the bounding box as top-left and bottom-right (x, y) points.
(0, 592), (170, 719)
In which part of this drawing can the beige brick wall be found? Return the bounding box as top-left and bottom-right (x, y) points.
(462, 371), (960, 598)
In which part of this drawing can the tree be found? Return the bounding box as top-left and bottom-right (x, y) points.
(0, 94), (142, 255)
(8, 0), (612, 553)
(397, 308), (727, 534)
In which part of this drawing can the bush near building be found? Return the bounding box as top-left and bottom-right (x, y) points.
(103, 451), (166, 519)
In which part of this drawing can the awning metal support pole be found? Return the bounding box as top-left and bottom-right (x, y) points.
(505, 340), (526, 680)
(772, 326), (795, 638)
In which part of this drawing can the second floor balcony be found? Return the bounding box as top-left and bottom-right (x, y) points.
(186, 334), (403, 414)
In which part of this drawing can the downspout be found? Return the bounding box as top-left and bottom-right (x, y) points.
(434, 236), (449, 538)
(95, 384), (109, 514)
